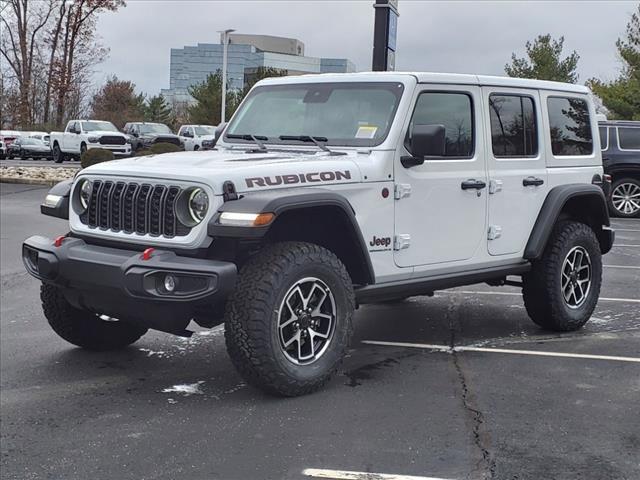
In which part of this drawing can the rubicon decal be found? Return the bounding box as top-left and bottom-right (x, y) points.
(245, 170), (351, 188)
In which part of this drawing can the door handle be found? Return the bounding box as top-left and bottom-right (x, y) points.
(461, 179), (487, 190)
(523, 176), (544, 187)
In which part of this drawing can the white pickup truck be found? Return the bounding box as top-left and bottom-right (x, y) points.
(50, 120), (131, 163)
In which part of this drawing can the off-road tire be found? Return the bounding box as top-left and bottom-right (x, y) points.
(41, 284), (147, 350)
(522, 221), (602, 331)
(224, 241), (355, 396)
(608, 177), (640, 218)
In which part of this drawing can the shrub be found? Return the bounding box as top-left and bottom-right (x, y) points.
(81, 148), (115, 169)
(136, 142), (182, 157)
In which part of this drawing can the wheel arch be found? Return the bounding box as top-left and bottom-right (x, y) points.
(208, 188), (375, 286)
(524, 184), (614, 259)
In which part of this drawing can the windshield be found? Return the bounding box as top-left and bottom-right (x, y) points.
(225, 82), (404, 147)
(21, 138), (38, 145)
(194, 126), (216, 135)
(82, 121), (118, 132)
(139, 123), (172, 134)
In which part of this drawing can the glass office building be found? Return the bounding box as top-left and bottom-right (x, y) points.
(161, 34), (356, 104)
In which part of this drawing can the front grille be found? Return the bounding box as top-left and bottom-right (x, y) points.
(99, 136), (126, 145)
(153, 136), (181, 146)
(80, 180), (190, 237)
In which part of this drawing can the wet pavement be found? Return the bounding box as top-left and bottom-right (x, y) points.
(1, 182), (639, 480)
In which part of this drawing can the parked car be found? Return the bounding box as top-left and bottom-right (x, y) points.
(123, 122), (182, 151)
(178, 124), (218, 150)
(10, 136), (52, 160)
(50, 120), (131, 163)
(600, 120), (640, 217)
(29, 132), (51, 147)
(0, 130), (22, 158)
(25, 72), (614, 397)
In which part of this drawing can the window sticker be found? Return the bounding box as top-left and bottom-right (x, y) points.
(355, 125), (378, 139)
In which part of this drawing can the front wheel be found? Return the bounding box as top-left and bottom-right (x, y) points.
(224, 242), (355, 396)
(41, 284), (147, 350)
(523, 221), (602, 331)
(53, 144), (64, 163)
(609, 177), (640, 218)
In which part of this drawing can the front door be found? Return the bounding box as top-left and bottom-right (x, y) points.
(394, 86), (488, 268)
(482, 87), (548, 256)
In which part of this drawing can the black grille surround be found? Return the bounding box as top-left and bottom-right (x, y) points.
(153, 136), (181, 146)
(99, 135), (126, 145)
(79, 180), (191, 238)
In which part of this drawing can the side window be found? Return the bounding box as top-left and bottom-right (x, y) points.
(618, 127), (640, 150)
(489, 94), (537, 157)
(547, 97), (593, 156)
(408, 92), (474, 158)
(599, 126), (609, 151)
(178, 127), (185, 136)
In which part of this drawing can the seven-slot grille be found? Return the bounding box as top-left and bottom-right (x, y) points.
(99, 135), (126, 145)
(80, 180), (190, 237)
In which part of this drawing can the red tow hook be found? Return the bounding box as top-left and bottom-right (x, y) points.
(53, 235), (66, 247)
(141, 247), (155, 261)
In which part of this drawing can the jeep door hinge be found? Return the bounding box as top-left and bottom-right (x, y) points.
(488, 179), (503, 194)
(394, 234), (411, 250)
(394, 183), (412, 200)
(488, 225), (503, 240)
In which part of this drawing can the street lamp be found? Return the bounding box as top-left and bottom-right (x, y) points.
(219, 28), (235, 124)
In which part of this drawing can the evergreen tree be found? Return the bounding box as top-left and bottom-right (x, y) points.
(505, 34), (580, 83)
(145, 94), (172, 124)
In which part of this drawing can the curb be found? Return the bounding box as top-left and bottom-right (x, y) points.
(0, 177), (62, 186)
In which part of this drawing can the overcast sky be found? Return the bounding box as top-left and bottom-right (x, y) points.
(94, 0), (637, 96)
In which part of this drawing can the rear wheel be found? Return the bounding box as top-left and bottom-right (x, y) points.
(523, 221), (602, 331)
(41, 284), (147, 350)
(224, 242), (355, 396)
(609, 177), (640, 218)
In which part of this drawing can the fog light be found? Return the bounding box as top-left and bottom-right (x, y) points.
(164, 274), (177, 293)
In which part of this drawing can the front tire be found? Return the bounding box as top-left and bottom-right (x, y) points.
(41, 284), (147, 350)
(53, 144), (64, 163)
(609, 177), (640, 218)
(523, 221), (602, 332)
(224, 242), (355, 396)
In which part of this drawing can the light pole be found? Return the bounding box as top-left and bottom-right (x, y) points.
(220, 28), (235, 124)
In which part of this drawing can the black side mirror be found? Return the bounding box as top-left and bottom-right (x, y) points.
(401, 124), (446, 168)
(214, 122), (227, 142)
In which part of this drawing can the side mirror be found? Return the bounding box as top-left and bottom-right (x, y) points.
(402, 124), (446, 168)
(214, 122), (227, 142)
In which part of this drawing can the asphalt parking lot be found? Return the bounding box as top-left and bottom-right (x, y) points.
(1, 182), (638, 480)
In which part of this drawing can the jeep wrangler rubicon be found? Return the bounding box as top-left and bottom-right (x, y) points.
(23, 73), (615, 396)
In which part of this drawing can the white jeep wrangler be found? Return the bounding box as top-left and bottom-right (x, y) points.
(23, 73), (614, 396)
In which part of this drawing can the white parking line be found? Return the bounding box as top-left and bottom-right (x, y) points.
(613, 229), (640, 232)
(612, 244), (640, 247)
(440, 290), (640, 303)
(303, 468), (455, 480)
(604, 264), (640, 269)
(361, 340), (640, 363)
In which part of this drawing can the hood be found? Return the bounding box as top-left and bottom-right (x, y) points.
(86, 130), (126, 137)
(82, 149), (362, 193)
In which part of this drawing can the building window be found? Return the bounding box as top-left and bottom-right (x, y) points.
(408, 92), (474, 158)
(547, 97), (593, 156)
(618, 127), (640, 150)
(489, 94), (538, 157)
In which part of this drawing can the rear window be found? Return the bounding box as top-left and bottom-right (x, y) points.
(489, 94), (538, 157)
(618, 127), (640, 150)
(599, 126), (609, 151)
(547, 97), (593, 156)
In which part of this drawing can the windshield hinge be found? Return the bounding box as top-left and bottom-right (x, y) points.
(222, 181), (238, 202)
(394, 183), (412, 200)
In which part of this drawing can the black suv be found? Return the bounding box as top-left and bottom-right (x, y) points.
(600, 120), (640, 218)
(123, 122), (183, 152)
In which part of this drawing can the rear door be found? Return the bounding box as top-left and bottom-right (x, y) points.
(482, 87), (548, 256)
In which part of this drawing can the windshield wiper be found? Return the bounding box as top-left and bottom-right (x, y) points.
(278, 135), (346, 156)
(226, 134), (269, 152)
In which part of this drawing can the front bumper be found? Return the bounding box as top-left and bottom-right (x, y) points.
(87, 144), (131, 156)
(22, 235), (237, 333)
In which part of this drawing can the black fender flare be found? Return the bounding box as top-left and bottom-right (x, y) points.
(208, 188), (375, 284)
(40, 179), (73, 219)
(524, 184), (614, 259)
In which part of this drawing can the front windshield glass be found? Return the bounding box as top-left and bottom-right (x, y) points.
(194, 126), (216, 135)
(82, 121), (118, 132)
(225, 82), (404, 147)
(139, 123), (172, 134)
(22, 138), (38, 145)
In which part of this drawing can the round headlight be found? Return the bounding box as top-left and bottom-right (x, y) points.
(79, 180), (92, 210)
(188, 188), (209, 223)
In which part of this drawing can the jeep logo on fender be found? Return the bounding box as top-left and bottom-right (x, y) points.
(245, 170), (351, 188)
(370, 236), (391, 248)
